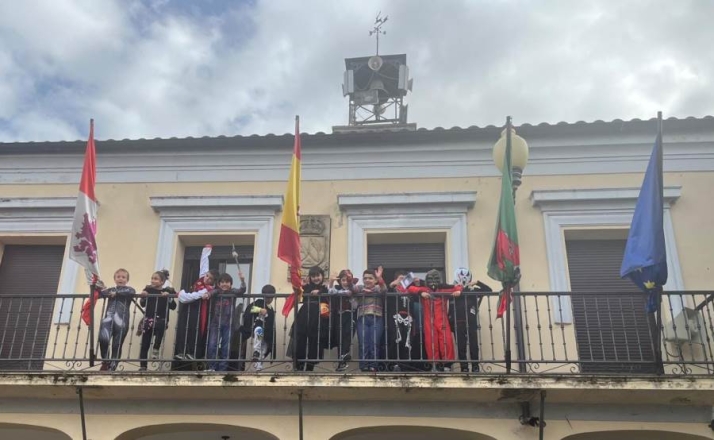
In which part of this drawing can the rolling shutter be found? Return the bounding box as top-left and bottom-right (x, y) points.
(0, 245), (65, 371)
(367, 243), (445, 270)
(566, 239), (656, 373)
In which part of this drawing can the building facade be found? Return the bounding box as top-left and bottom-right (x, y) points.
(0, 116), (713, 440)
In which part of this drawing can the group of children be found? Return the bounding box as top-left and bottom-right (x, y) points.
(95, 263), (491, 373)
(288, 265), (492, 373)
(96, 267), (276, 372)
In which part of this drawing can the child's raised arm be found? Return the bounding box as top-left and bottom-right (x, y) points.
(235, 278), (247, 295)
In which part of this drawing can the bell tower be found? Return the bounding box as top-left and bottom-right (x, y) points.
(334, 14), (415, 132)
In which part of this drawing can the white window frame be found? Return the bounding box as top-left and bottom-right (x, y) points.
(338, 192), (476, 280)
(150, 195), (282, 294)
(0, 197), (81, 324)
(531, 187), (684, 324)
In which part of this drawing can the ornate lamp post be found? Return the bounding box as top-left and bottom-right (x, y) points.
(492, 120), (529, 372)
(493, 125), (529, 199)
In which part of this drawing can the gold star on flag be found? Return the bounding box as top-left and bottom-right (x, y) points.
(644, 280), (656, 289)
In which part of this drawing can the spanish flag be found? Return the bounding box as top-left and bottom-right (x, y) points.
(279, 116), (303, 316)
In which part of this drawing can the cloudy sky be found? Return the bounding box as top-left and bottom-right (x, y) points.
(0, 0), (712, 142)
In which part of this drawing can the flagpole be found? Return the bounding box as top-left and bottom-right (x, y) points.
(509, 114), (527, 373)
(655, 111), (664, 375)
(290, 114), (301, 371)
(504, 116), (513, 374)
(89, 281), (96, 367)
(87, 119), (96, 368)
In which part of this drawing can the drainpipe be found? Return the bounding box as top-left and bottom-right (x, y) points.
(298, 389), (304, 440)
(518, 391), (546, 440)
(76, 387), (88, 440)
(539, 391), (546, 440)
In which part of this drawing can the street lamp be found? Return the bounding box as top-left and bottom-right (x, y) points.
(492, 125), (529, 196)
(492, 117), (529, 373)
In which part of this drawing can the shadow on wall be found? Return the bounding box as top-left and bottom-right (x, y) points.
(114, 423), (279, 440)
(330, 426), (497, 440)
(563, 431), (712, 440)
(0, 424), (72, 440)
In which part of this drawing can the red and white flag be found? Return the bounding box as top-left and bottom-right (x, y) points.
(69, 119), (100, 283)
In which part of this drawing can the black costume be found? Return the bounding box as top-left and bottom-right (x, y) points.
(288, 282), (329, 371)
(449, 281), (491, 372)
(139, 285), (177, 368)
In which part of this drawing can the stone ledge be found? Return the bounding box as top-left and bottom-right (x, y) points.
(1, 373), (712, 406)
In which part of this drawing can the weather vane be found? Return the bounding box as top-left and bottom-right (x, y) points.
(369, 12), (388, 55)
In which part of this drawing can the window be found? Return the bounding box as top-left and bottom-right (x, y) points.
(0, 245), (65, 370)
(366, 232), (446, 283)
(150, 195), (282, 294)
(338, 192), (475, 280)
(531, 186), (684, 324)
(565, 234), (656, 373)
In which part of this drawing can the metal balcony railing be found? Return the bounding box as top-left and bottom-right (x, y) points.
(0, 290), (713, 376)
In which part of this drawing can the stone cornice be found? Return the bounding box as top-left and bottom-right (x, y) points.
(338, 191), (477, 212)
(530, 186), (682, 211)
(149, 195), (283, 217)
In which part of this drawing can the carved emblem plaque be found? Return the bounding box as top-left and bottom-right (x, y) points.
(288, 215), (331, 281)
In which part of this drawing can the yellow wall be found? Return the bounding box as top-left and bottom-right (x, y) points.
(1, 170), (713, 370)
(3, 171), (711, 293)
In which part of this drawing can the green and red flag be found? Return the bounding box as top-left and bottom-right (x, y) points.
(487, 125), (521, 319)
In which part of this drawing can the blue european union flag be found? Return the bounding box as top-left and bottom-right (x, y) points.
(620, 132), (668, 313)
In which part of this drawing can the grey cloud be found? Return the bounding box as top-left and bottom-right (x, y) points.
(0, 0), (712, 142)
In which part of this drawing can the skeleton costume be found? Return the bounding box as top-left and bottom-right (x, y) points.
(386, 276), (418, 371)
(408, 269), (460, 369)
(98, 285), (136, 370)
(449, 268), (492, 372)
(240, 298), (276, 372)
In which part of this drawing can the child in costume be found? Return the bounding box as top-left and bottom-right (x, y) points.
(408, 269), (461, 371)
(386, 270), (419, 372)
(450, 267), (492, 372)
(329, 269), (357, 372)
(241, 284), (277, 372)
(98, 268), (136, 371)
(289, 266), (329, 371)
(138, 270), (177, 371)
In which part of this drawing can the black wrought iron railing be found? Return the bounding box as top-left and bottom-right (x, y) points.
(0, 290), (713, 376)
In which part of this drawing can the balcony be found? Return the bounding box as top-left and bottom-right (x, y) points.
(1, 290), (713, 378)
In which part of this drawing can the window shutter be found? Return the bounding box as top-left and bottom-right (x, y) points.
(0, 245), (65, 370)
(367, 243), (446, 270)
(566, 239), (656, 373)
